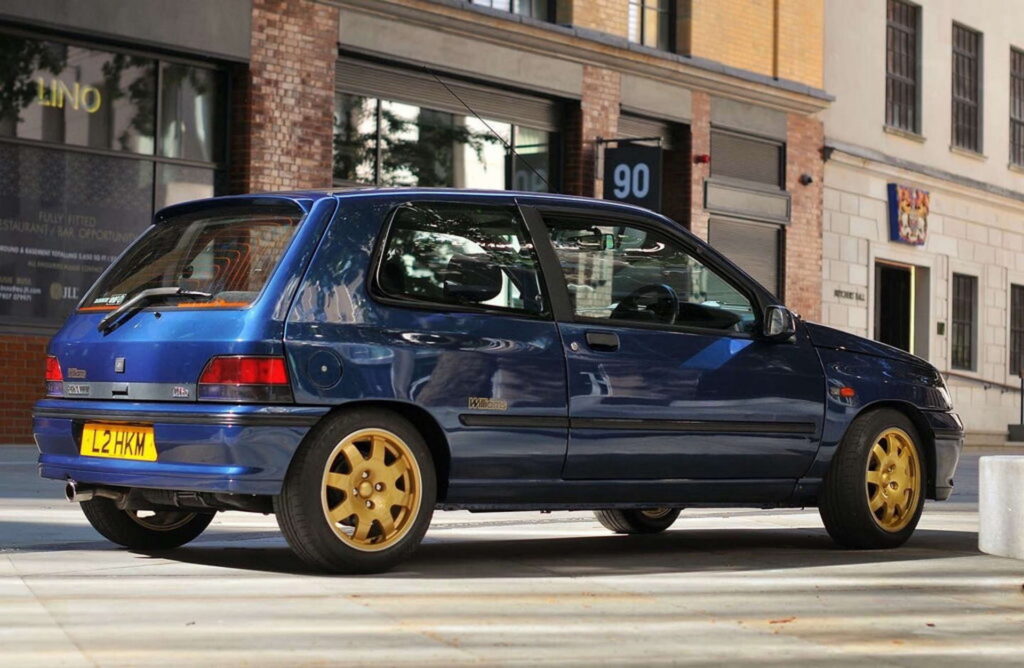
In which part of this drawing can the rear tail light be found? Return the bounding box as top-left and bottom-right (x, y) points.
(45, 355), (63, 397)
(197, 356), (292, 403)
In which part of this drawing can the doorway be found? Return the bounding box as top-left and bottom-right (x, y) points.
(874, 261), (929, 357)
(875, 263), (912, 351)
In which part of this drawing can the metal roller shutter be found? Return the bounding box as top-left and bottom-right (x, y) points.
(710, 130), (783, 188)
(708, 218), (781, 297)
(617, 114), (673, 149)
(336, 57), (559, 131)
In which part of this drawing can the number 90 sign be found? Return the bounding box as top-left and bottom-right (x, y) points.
(602, 143), (662, 211)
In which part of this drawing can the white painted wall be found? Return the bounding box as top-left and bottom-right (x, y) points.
(821, 0), (1024, 442)
(822, 0), (1024, 192)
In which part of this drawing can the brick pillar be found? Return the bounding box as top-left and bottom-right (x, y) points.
(688, 91), (711, 240)
(0, 335), (48, 444)
(783, 113), (824, 321)
(661, 123), (691, 227)
(234, 0), (338, 193)
(563, 65), (620, 198)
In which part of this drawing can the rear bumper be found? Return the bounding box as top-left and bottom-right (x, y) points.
(33, 400), (329, 495)
(924, 410), (963, 501)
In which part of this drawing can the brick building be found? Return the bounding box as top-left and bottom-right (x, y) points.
(820, 0), (1024, 444)
(0, 0), (829, 442)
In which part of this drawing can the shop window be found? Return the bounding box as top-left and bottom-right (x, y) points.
(1011, 49), (1024, 167)
(155, 163), (216, 210)
(332, 93), (555, 192)
(628, 0), (673, 52)
(951, 273), (977, 370)
(469, 0), (552, 20)
(0, 35), (156, 154)
(952, 23), (982, 153)
(710, 130), (784, 189)
(0, 142), (154, 327)
(886, 0), (919, 133)
(1011, 284), (1024, 375)
(159, 63), (224, 162)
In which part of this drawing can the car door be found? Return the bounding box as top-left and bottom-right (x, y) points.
(528, 207), (825, 480)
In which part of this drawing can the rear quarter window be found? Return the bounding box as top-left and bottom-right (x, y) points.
(82, 205), (304, 310)
(375, 203), (548, 316)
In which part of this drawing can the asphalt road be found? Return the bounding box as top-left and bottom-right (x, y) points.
(2, 445), (1023, 666)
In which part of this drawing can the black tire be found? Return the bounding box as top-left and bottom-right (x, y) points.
(594, 508), (681, 534)
(80, 498), (214, 550)
(819, 408), (926, 549)
(274, 408), (436, 574)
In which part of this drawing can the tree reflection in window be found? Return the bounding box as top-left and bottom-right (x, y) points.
(333, 93), (552, 192)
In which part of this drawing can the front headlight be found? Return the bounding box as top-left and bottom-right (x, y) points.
(936, 373), (953, 410)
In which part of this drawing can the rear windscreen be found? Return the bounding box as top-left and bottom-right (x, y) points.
(81, 205), (304, 310)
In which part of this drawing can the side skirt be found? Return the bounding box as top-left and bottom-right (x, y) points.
(442, 478), (798, 508)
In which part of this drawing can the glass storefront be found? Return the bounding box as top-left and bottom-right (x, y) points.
(0, 31), (227, 330)
(333, 92), (556, 192)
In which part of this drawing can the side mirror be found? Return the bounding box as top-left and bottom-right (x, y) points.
(763, 305), (797, 341)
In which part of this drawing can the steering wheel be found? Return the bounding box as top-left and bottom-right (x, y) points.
(612, 283), (680, 325)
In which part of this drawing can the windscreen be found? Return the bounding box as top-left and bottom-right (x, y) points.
(81, 205), (304, 310)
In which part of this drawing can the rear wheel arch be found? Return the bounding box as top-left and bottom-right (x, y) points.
(847, 401), (937, 500)
(306, 400), (452, 502)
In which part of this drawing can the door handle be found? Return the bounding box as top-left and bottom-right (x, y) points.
(584, 331), (619, 352)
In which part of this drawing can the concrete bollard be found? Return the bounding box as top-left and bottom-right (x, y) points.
(978, 456), (1024, 560)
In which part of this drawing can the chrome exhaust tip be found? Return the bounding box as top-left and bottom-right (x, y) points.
(65, 480), (94, 503)
(65, 480), (123, 504)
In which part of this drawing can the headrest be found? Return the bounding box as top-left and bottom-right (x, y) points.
(443, 253), (502, 303)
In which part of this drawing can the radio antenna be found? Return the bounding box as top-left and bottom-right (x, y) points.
(423, 67), (554, 193)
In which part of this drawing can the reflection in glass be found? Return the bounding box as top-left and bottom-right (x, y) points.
(0, 142), (153, 325)
(379, 204), (546, 314)
(332, 93), (552, 192)
(547, 220), (756, 331)
(159, 64), (223, 162)
(332, 93), (377, 183)
(0, 34), (156, 154)
(457, 117), (510, 189)
(155, 163), (215, 210)
(512, 126), (551, 192)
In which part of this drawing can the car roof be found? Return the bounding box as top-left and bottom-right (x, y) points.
(155, 187), (672, 223)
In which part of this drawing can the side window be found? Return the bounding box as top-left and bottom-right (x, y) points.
(377, 203), (547, 315)
(545, 217), (756, 333)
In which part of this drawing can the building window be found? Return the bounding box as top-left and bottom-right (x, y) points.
(333, 93), (555, 192)
(1011, 285), (1024, 375)
(0, 31), (226, 330)
(1011, 49), (1024, 166)
(951, 273), (977, 370)
(886, 0), (919, 133)
(469, 0), (552, 20)
(628, 0), (673, 51)
(951, 23), (982, 153)
(709, 130), (784, 189)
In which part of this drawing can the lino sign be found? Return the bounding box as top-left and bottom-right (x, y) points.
(603, 142), (662, 211)
(36, 77), (102, 114)
(887, 183), (929, 246)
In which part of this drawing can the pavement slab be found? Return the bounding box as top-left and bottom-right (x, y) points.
(1, 445), (1023, 666)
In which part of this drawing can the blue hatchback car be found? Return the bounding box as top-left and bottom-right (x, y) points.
(34, 189), (963, 573)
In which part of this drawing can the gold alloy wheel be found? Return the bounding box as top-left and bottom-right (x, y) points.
(639, 508), (673, 519)
(320, 428), (422, 552)
(865, 427), (921, 532)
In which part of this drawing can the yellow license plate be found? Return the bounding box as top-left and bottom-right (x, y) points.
(80, 423), (157, 461)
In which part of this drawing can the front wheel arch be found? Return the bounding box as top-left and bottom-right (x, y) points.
(846, 401), (936, 499)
